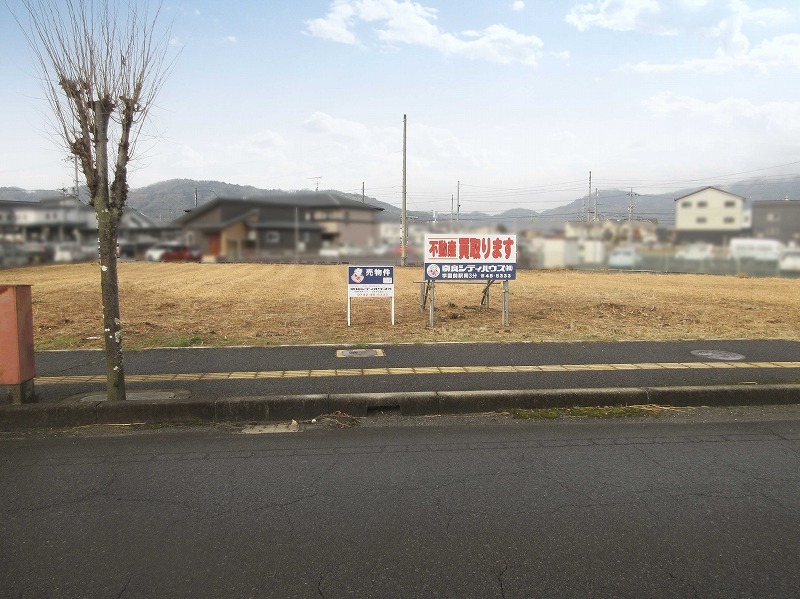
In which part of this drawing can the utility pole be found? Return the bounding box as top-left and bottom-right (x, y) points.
(628, 188), (639, 223)
(594, 189), (599, 221)
(362, 182), (365, 203)
(294, 206), (299, 263)
(308, 176), (321, 192)
(451, 194), (454, 231)
(457, 180), (461, 223)
(586, 171), (592, 222)
(401, 114), (408, 267)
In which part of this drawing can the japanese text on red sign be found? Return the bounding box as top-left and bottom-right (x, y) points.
(427, 236), (515, 261)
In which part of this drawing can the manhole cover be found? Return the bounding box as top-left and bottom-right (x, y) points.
(691, 350), (746, 361)
(336, 349), (385, 358)
(80, 391), (178, 402)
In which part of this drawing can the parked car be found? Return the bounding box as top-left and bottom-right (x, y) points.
(53, 243), (96, 263)
(728, 238), (784, 262)
(23, 242), (52, 263)
(675, 243), (714, 261)
(778, 249), (800, 275)
(0, 243), (29, 268)
(607, 246), (642, 269)
(160, 244), (202, 262)
(145, 241), (184, 261)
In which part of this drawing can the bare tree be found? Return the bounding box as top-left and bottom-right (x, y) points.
(13, 0), (174, 401)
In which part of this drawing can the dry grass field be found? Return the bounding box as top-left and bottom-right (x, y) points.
(2, 262), (799, 350)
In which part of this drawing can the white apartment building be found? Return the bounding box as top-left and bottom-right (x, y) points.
(674, 187), (746, 244)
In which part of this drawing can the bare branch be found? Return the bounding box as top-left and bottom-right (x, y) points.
(12, 0), (174, 214)
(11, 0), (176, 403)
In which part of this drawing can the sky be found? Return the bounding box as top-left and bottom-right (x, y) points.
(2, 0), (800, 216)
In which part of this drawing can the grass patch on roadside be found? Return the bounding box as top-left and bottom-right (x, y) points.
(40, 335), (89, 351)
(163, 334), (205, 348)
(509, 405), (659, 419)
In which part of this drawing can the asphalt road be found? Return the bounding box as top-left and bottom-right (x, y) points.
(32, 339), (800, 402)
(1, 414), (798, 598)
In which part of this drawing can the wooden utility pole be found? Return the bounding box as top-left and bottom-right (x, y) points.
(594, 189), (599, 221)
(628, 188), (637, 223)
(294, 206), (299, 263)
(457, 180), (461, 223)
(401, 114), (408, 267)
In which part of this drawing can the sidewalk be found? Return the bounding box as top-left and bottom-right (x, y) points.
(3, 340), (800, 430)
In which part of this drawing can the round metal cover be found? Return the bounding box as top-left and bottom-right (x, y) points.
(690, 349), (746, 361)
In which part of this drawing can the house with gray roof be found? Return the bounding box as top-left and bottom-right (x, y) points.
(176, 191), (383, 260)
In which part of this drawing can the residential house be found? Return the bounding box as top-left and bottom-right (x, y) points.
(674, 187), (746, 244)
(0, 196), (164, 257)
(750, 199), (800, 246)
(177, 192), (383, 261)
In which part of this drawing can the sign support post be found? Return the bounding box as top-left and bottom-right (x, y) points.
(503, 280), (509, 327)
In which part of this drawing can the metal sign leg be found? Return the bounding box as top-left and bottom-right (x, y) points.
(429, 281), (435, 327)
(502, 280), (509, 327)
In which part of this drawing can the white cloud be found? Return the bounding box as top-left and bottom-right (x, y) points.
(226, 36), (238, 43)
(511, 1), (526, 11)
(306, 0), (543, 65)
(643, 92), (800, 130)
(303, 112), (372, 140)
(566, 0), (661, 33)
(630, 1), (800, 73)
(305, 2), (359, 44)
(633, 32), (800, 73)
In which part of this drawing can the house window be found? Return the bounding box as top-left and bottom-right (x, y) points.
(697, 201), (708, 208)
(724, 201), (736, 208)
(681, 202), (691, 208)
(766, 213), (781, 222)
(696, 217), (707, 224)
(724, 217), (735, 224)
(265, 231), (280, 244)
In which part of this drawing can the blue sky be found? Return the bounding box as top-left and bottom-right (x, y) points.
(2, 0), (800, 214)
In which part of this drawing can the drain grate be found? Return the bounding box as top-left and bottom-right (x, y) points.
(691, 349), (746, 361)
(336, 348), (385, 358)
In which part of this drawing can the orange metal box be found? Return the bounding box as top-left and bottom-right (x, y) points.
(0, 285), (36, 384)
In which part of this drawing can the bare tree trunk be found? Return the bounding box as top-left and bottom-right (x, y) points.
(93, 100), (126, 402)
(96, 204), (125, 401)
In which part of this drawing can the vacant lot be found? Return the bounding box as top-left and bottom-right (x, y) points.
(2, 262), (799, 350)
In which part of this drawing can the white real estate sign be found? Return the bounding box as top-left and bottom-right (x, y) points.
(347, 266), (395, 325)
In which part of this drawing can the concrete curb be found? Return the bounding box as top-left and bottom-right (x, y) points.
(1, 384), (799, 430)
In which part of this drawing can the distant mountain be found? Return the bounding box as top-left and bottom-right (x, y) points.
(0, 187), (66, 203)
(127, 179), (280, 222)
(6, 174), (800, 231)
(535, 176), (800, 229)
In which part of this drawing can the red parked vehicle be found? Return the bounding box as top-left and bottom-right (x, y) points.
(159, 244), (202, 262)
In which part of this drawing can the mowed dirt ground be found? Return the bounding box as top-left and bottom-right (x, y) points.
(2, 262), (799, 350)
